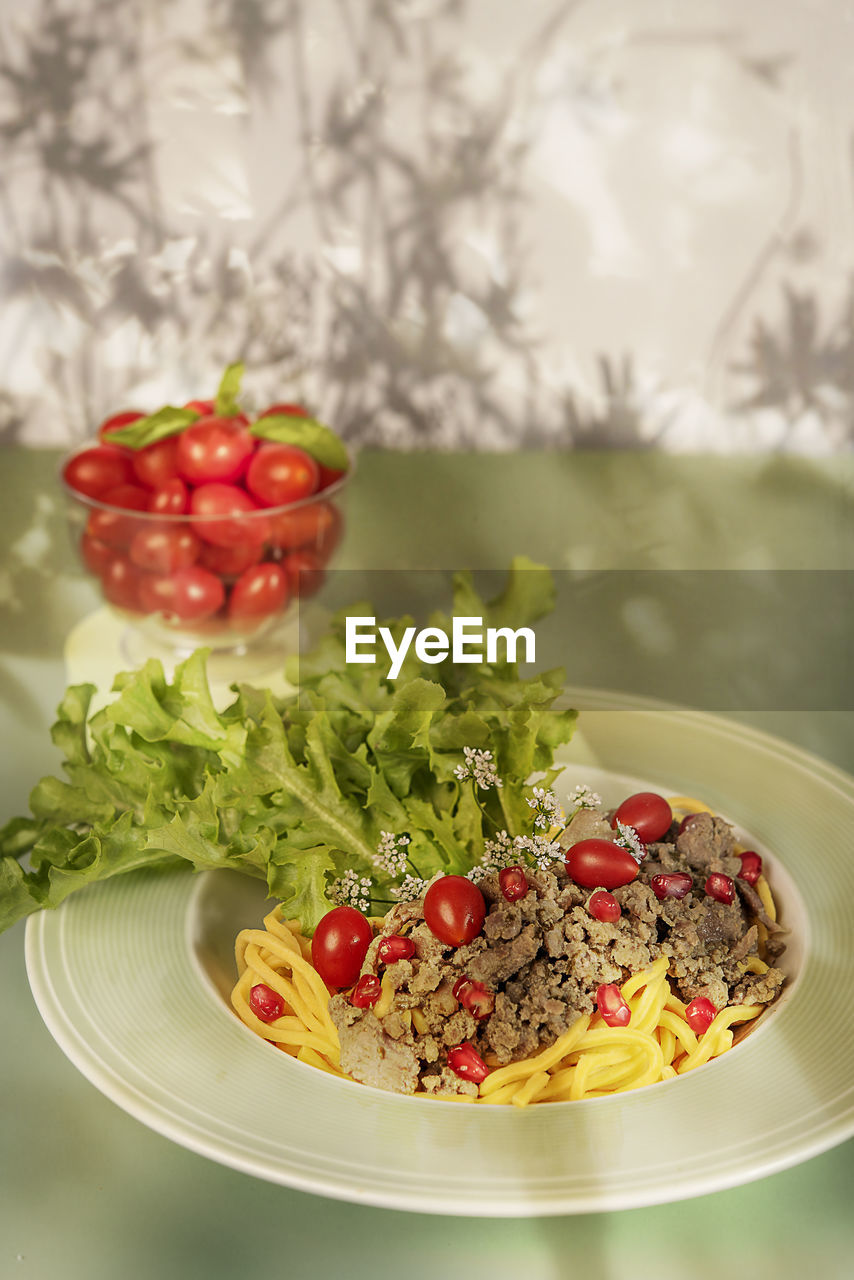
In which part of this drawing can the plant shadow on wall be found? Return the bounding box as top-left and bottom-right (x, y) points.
(0, 0), (322, 437)
(0, 0), (559, 444)
(728, 281), (854, 448)
(221, 0), (566, 447)
(1, 0), (854, 451)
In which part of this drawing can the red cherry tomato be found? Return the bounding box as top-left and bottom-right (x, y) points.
(85, 486), (150, 548)
(565, 839), (639, 890)
(189, 482), (268, 547)
(138, 566), (225, 623)
(611, 792), (673, 843)
(63, 445), (134, 499)
(100, 483), (150, 510)
(182, 403), (248, 424)
(131, 437), (180, 489)
(129, 525), (201, 573)
(248, 983), (284, 1023)
(176, 416), (256, 485)
(447, 1043), (489, 1084)
(198, 540), (262, 578)
(423, 876), (486, 947)
(311, 906), (373, 989)
(96, 410), (144, 443)
(245, 443), (319, 507)
(258, 402), (310, 418)
(282, 549), (325, 598)
(267, 500), (339, 553)
(227, 563), (289, 623)
(148, 478), (190, 515)
(100, 552), (144, 612)
(80, 533), (114, 575)
(317, 465), (346, 491)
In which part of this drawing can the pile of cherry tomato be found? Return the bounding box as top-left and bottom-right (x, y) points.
(63, 400), (347, 637)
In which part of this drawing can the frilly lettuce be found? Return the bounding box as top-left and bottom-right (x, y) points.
(0, 558), (576, 934)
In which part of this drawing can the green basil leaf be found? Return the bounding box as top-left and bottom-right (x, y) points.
(250, 415), (349, 471)
(103, 406), (199, 450)
(215, 362), (245, 416)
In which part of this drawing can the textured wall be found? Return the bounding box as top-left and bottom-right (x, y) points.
(1, 0), (853, 451)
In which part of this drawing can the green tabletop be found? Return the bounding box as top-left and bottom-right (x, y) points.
(2, 447), (853, 1279)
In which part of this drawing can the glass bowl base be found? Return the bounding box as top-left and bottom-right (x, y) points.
(65, 606), (303, 709)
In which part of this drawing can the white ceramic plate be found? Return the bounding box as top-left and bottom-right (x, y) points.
(25, 705), (854, 1215)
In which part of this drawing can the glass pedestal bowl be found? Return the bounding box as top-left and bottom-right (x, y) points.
(62, 451), (350, 676)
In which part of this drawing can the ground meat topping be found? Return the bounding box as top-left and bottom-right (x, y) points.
(328, 806), (786, 1095)
(675, 812), (741, 877)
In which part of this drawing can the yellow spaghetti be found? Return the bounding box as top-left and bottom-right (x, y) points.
(230, 795), (777, 1104)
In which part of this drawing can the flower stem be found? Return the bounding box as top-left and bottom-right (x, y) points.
(473, 787), (502, 833)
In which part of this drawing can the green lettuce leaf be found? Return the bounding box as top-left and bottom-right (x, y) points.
(0, 560), (576, 936)
(267, 845), (337, 934)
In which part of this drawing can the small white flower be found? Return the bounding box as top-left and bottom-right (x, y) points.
(454, 746), (503, 790)
(614, 819), (646, 864)
(373, 831), (411, 877)
(464, 831), (516, 883)
(391, 873), (427, 902)
(526, 786), (563, 830)
(513, 833), (563, 872)
(465, 828), (564, 883)
(331, 869), (373, 913)
(482, 830), (515, 867)
(569, 784), (602, 811)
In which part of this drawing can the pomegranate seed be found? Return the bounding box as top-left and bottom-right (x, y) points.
(650, 871), (694, 901)
(704, 872), (735, 905)
(596, 983), (631, 1028)
(588, 890), (621, 922)
(498, 865), (528, 902)
(248, 983), (285, 1023)
(685, 996), (717, 1036)
(447, 1042), (490, 1085)
(678, 813), (702, 835)
(452, 974), (472, 1000)
(453, 977), (495, 1020)
(376, 935), (416, 964)
(738, 851), (763, 886)
(350, 974), (382, 1008)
